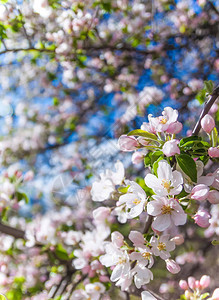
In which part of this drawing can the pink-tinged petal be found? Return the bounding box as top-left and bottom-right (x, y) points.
(191, 184), (209, 201)
(147, 201), (163, 216)
(159, 250), (171, 260)
(152, 215), (171, 231)
(145, 174), (161, 189)
(163, 107), (178, 123)
(129, 231), (145, 246)
(172, 170), (183, 185)
(157, 160), (172, 181)
(198, 175), (214, 186)
(112, 231), (124, 248)
(170, 185), (183, 195)
(165, 240), (176, 252)
(141, 291), (157, 300)
(130, 252), (143, 262)
(127, 203), (144, 218)
(110, 264), (123, 282)
(99, 254), (115, 267)
(171, 209), (187, 226)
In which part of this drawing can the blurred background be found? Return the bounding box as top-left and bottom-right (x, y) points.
(0, 0), (218, 299)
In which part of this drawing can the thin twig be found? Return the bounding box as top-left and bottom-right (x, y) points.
(192, 85), (219, 136)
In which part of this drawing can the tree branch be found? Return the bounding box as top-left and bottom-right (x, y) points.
(0, 222), (25, 239)
(192, 85), (219, 136)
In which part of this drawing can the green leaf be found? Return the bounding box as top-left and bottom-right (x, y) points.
(153, 156), (164, 176)
(151, 151), (163, 165)
(179, 136), (201, 147)
(127, 129), (158, 141)
(55, 244), (69, 260)
(204, 80), (214, 94)
(0, 295), (7, 300)
(144, 152), (152, 167)
(176, 154), (197, 182)
(16, 191), (29, 203)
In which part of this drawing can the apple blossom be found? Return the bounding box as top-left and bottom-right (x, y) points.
(179, 280), (188, 290)
(165, 259), (181, 274)
(145, 160), (183, 196)
(199, 275), (210, 289)
(191, 184), (209, 201)
(201, 114), (215, 134)
(117, 181), (147, 219)
(208, 190), (219, 204)
(147, 196), (187, 231)
(208, 147), (219, 158)
(162, 139), (180, 157)
(150, 235), (175, 260)
(193, 208), (210, 228)
(118, 135), (139, 151)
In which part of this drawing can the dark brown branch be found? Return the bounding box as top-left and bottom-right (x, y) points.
(143, 215), (153, 234)
(0, 222), (25, 239)
(192, 85), (219, 136)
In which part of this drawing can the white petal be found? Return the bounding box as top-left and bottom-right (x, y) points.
(111, 264), (123, 282)
(152, 215), (171, 231)
(147, 200), (162, 216)
(157, 160), (172, 181)
(141, 291), (157, 300)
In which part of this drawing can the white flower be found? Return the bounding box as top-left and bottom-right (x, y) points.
(150, 235), (175, 260)
(91, 161), (125, 202)
(131, 263), (153, 288)
(117, 181), (146, 218)
(99, 232), (131, 284)
(145, 160), (183, 196)
(147, 196), (187, 231)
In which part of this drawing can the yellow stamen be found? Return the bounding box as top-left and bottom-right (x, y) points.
(161, 179), (171, 193)
(133, 198), (141, 205)
(160, 117), (168, 124)
(94, 286), (101, 291)
(161, 205), (173, 215)
(157, 242), (166, 251)
(118, 257), (126, 264)
(142, 252), (151, 260)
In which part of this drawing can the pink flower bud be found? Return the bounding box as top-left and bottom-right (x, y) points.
(193, 208), (210, 228)
(188, 277), (196, 290)
(200, 275), (210, 289)
(166, 121), (183, 134)
(132, 152), (144, 164)
(165, 259), (181, 274)
(24, 170), (34, 181)
(171, 234), (184, 245)
(118, 135), (139, 152)
(191, 184), (209, 201)
(195, 280), (201, 289)
(201, 114), (215, 134)
(162, 139), (180, 157)
(111, 231), (124, 247)
(208, 147), (219, 158)
(179, 280), (188, 290)
(212, 288), (219, 300)
(208, 190), (219, 204)
(137, 137), (150, 146)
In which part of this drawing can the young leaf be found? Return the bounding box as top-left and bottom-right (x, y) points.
(176, 154), (197, 182)
(127, 129), (158, 141)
